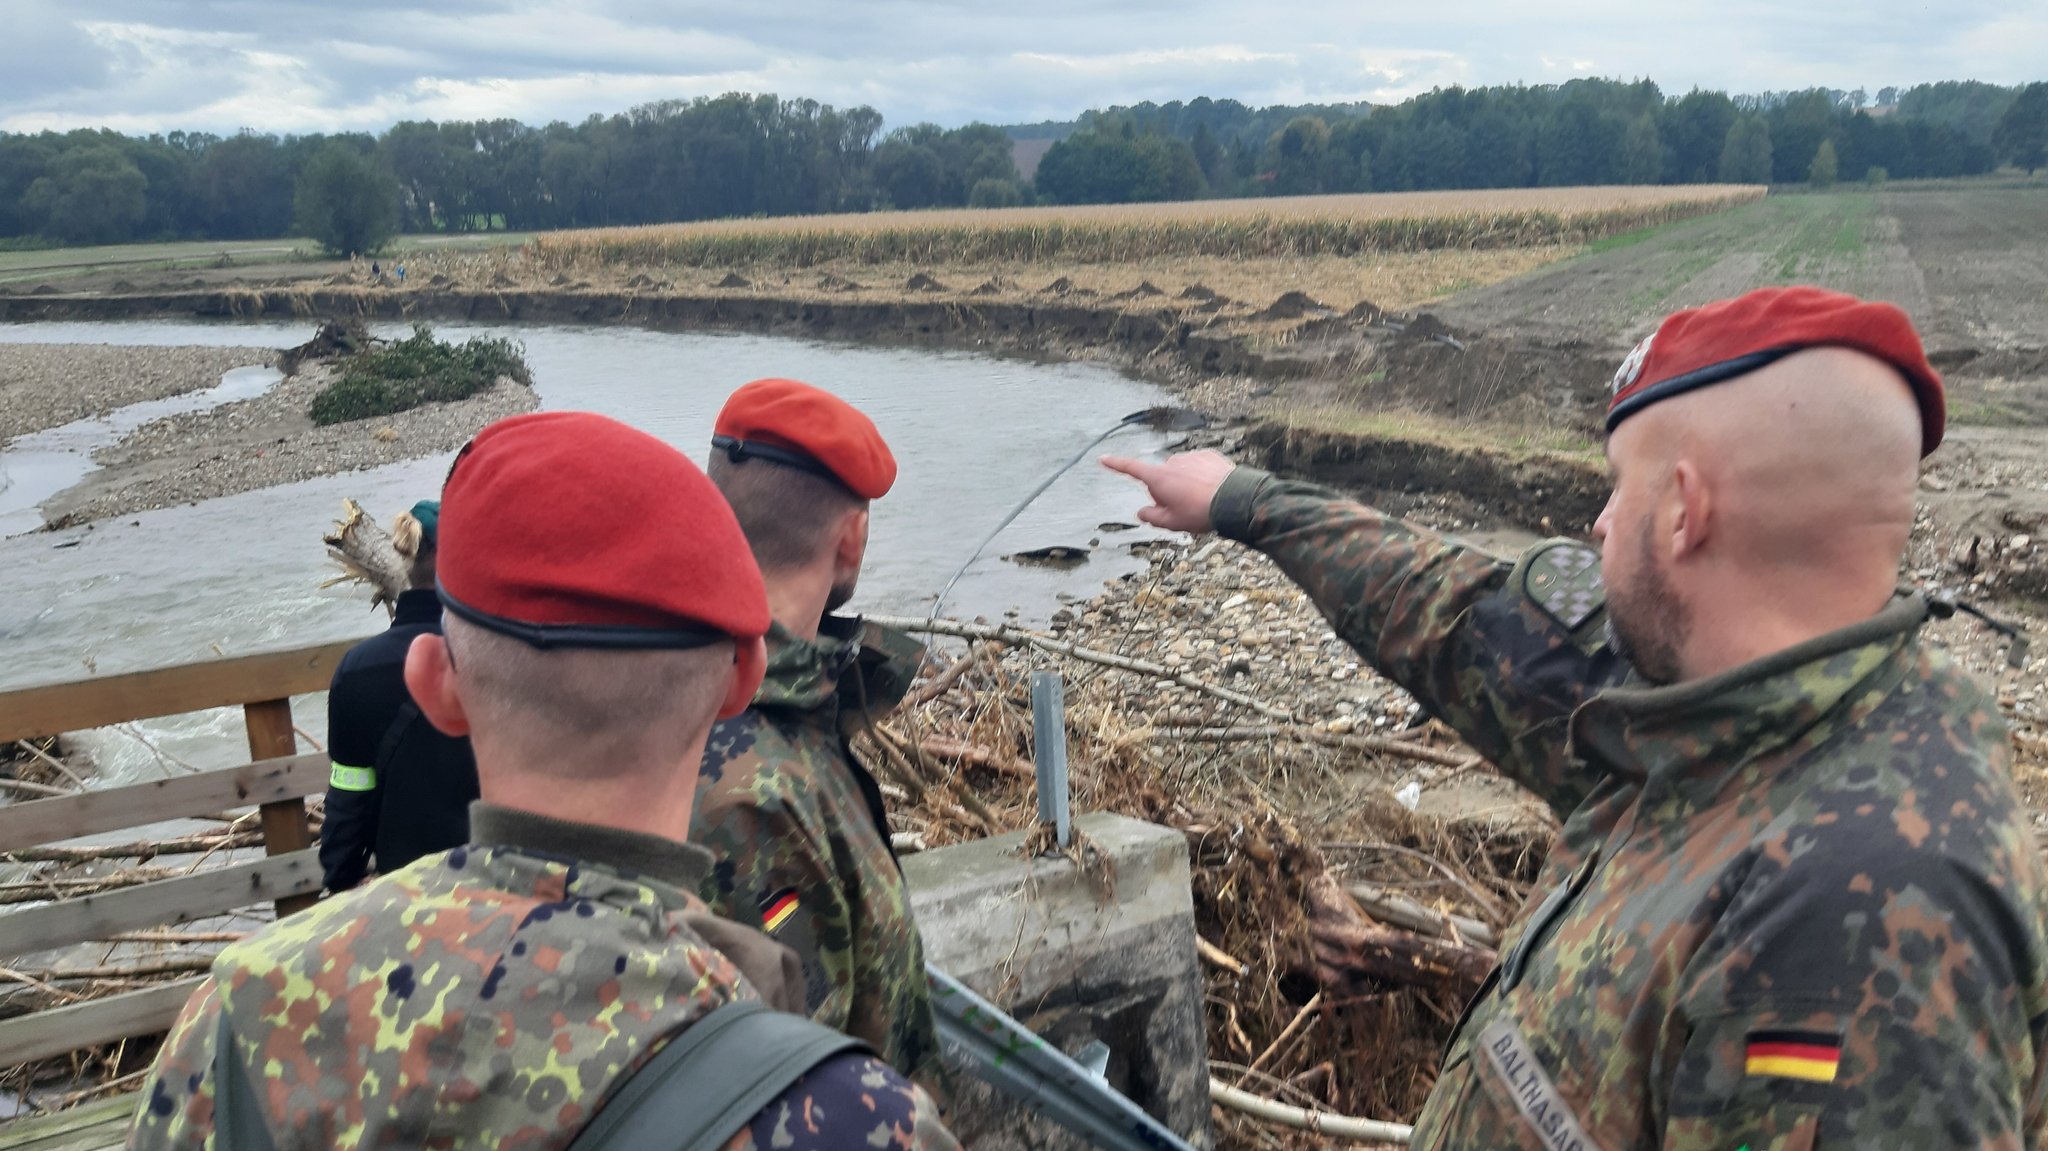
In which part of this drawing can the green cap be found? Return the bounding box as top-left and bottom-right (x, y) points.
(410, 499), (440, 544)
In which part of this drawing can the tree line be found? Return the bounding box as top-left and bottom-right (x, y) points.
(0, 79), (2041, 253)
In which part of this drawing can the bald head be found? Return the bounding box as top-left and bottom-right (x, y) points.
(1598, 347), (1924, 681)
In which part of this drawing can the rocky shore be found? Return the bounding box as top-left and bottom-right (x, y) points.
(0, 343), (276, 443)
(39, 361), (536, 527)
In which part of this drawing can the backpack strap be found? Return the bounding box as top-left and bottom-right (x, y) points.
(372, 698), (423, 774)
(212, 1008), (280, 1151)
(567, 999), (871, 1151)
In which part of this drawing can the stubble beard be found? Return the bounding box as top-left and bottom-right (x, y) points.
(1606, 519), (1688, 686)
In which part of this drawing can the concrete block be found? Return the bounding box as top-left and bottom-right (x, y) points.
(905, 811), (1213, 1149)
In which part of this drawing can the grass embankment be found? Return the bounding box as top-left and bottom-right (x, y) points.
(308, 325), (530, 426)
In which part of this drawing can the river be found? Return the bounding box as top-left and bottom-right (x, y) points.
(0, 320), (1174, 782)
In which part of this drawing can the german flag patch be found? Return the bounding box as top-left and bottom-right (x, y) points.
(1744, 1030), (1841, 1083)
(761, 888), (800, 935)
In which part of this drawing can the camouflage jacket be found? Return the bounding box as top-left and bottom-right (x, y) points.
(1213, 466), (2048, 1151)
(692, 616), (940, 1081)
(127, 803), (955, 1151)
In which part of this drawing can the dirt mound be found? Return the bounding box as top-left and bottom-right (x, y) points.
(489, 272), (517, 288)
(969, 275), (1012, 296)
(548, 274), (571, 287)
(816, 273), (862, 292)
(715, 272), (752, 289)
(1177, 284), (1218, 301)
(1042, 276), (1076, 295)
(1254, 291), (1335, 321)
(428, 274), (453, 288)
(905, 272), (947, 292)
(1110, 281), (1167, 301)
(30, 284), (57, 296)
(1346, 299), (1387, 324)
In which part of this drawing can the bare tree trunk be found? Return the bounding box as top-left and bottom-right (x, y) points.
(322, 499), (407, 610)
(1305, 872), (1494, 998)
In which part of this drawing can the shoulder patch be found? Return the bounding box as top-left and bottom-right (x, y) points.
(1517, 540), (1608, 637)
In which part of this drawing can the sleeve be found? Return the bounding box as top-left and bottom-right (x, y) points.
(720, 1052), (960, 1151)
(125, 980), (223, 1151)
(1663, 852), (2041, 1150)
(319, 664), (383, 892)
(1210, 466), (1631, 816)
(699, 794), (856, 1030)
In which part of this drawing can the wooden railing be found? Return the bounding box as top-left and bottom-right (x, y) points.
(0, 639), (361, 1066)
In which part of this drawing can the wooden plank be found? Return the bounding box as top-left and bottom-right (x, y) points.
(0, 1095), (137, 1151)
(0, 640), (359, 743)
(243, 701), (315, 919)
(0, 979), (201, 1068)
(0, 850), (319, 960)
(0, 754), (326, 856)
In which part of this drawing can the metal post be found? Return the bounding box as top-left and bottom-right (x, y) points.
(1030, 671), (1071, 849)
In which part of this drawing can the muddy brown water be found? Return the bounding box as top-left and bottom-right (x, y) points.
(0, 320), (1176, 783)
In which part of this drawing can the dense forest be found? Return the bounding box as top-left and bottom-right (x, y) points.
(0, 79), (2040, 250)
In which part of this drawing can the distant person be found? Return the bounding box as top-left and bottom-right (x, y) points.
(369, 259), (381, 280)
(1106, 287), (2048, 1147)
(692, 379), (941, 1082)
(394, 262), (406, 284)
(318, 500), (478, 893)
(130, 411), (957, 1151)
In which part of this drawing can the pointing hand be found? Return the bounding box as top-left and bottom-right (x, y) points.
(1100, 451), (1238, 535)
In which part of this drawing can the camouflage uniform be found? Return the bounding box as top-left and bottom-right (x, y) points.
(692, 616), (938, 1081)
(128, 803), (954, 1151)
(1211, 466), (2048, 1151)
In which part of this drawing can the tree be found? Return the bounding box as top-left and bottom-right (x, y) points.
(967, 177), (1023, 207)
(294, 143), (398, 255)
(1622, 113), (1663, 184)
(1993, 83), (2048, 174)
(1719, 117), (1773, 184)
(21, 146), (148, 244)
(1808, 139), (1839, 188)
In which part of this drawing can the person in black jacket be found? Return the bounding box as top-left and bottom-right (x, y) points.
(319, 499), (479, 892)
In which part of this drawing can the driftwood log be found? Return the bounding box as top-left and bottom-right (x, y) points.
(1305, 872), (1494, 998)
(323, 499), (407, 609)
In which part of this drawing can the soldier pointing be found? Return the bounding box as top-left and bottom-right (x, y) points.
(130, 412), (956, 1151)
(1108, 287), (2048, 1149)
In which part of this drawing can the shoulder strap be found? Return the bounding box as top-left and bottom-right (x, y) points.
(373, 698), (423, 772)
(567, 999), (870, 1151)
(212, 1008), (279, 1151)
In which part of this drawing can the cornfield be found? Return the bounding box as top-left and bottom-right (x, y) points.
(532, 186), (1766, 269)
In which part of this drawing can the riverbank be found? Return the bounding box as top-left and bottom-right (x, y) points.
(0, 344), (275, 443)
(37, 360), (536, 528)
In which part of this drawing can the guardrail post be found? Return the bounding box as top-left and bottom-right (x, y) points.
(244, 698), (318, 918)
(1030, 672), (1071, 850)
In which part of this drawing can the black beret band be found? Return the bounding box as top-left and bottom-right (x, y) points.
(710, 434), (854, 493)
(438, 585), (728, 651)
(1605, 348), (1793, 434)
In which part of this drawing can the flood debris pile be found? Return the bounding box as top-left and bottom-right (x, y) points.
(863, 538), (1556, 1144)
(306, 323), (532, 427)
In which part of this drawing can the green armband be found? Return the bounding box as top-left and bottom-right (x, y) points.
(329, 763), (378, 792)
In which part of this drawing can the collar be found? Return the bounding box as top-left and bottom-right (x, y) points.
(466, 801), (714, 891)
(393, 587), (445, 627)
(1570, 595), (1927, 787)
(754, 618), (861, 711)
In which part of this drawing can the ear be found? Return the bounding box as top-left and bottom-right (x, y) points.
(834, 507), (870, 574)
(718, 636), (767, 720)
(1670, 459), (1712, 560)
(404, 634), (472, 737)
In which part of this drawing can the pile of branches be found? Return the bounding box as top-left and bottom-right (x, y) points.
(861, 603), (1554, 1146)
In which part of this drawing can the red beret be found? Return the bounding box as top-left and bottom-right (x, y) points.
(712, 378), (897, 500)
(1608, 286), (1945, 456)
(438, 411), (769, 648)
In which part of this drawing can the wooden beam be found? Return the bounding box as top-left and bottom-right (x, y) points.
(0, 754), (326, 856)
(243, 700), (315, 919)
(0, 1094), (139, 1151)
(0, 850), (319, 961)
(0, 640), (360, 743)
(0, 978), (201, 1067)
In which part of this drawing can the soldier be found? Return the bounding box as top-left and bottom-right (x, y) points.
(692, 378), (940, 1081)
(319, 498), (479, 893)
(1107, 287), (2048, 1149)
(129, 411), (956, 1151)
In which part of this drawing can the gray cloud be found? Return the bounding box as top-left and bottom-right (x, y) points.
(1, 0), (2041, 134)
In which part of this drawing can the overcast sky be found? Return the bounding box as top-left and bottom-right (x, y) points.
(3, 1), (2042, 136)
